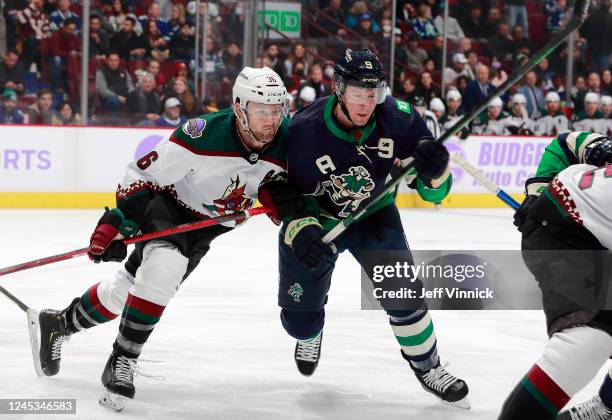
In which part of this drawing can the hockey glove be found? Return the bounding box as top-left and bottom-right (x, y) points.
(88, 207), (138, 263)
(258, 173), (306, 224)
(584, 137), (612, 167)
(513, 195), (538, 230)
(413, 139), (451, 188)
(285, 217), (335, 269)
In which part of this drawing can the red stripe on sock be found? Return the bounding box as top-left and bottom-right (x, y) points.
(526, 364), (570, 410)
(126, 293), (165, 317)
(86, 283), (118, 320)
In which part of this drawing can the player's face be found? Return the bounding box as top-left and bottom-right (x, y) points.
(546, 100), (560, 114)
(488, 105), (501, 119)
(603, 103), (612, 117)
(342, 85), (378, 127)
(245, 102), (284, 144)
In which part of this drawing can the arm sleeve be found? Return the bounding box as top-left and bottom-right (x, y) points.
(286, 125), (321, 220)
(95, 70), (115, 99)
(116, 133), (199, 226)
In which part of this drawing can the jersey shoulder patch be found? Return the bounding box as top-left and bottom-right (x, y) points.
(395, 99), (412, 114)
(181, 118), (207, 139)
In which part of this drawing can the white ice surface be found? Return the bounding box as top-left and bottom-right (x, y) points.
(0, 208), (608, 420)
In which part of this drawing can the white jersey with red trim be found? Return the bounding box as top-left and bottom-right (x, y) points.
(552, 163), (612, 249)
(116, 109), (289, 226)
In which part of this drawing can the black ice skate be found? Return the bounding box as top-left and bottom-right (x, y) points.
(412, 361), (470, 409)
(35, 305), (72, 377)
(99, 350), (137, 412)
(294, 330), (323, 376)
(557, 395), (612, 420)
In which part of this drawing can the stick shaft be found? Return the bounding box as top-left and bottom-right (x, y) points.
(0, 207), (270, 278)
(0, 284), (30, 312)
(322, 0), (589, 243)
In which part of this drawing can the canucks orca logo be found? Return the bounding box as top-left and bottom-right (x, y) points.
(182, 118), (206, 139)
(322, 166), (375, 217)
(288, 283), (303, 303)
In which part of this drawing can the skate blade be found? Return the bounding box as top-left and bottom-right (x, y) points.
(99, 390), (130, 412)
(26, 308), (45, 378)
(441, 395), (471, 410)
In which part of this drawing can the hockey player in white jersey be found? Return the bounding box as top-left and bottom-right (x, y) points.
(533, 91), (570, 136)
(471, 96), (510, 135)
(501, 131), (612, 419)
(32, 67), (305, 411)
(600, 95), (612, 136)
(439, 89), (468, 138)
(573, 92), (604, 132)
(501, 93), (536, 135)
(413, 96), (441, 138)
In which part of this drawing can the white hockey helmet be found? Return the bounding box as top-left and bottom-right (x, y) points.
(512, 93), (527, 105)
(299, 86), (316, 104)
(584, 92), (600, 105)
(446, 89), (462, 102)
(488, 96), (503, 108)
(430, 97), (445, 112)
(545, 91), (561, 103)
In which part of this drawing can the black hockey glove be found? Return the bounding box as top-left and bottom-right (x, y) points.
(513, 195), (538, 230)
(585, 138), (612, 167)
(258, 173), (306, 224)
(413, 139), (450, 187)
(285, 217), (335, 269)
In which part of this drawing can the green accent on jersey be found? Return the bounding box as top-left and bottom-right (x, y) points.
(574, 110), (604, 121)
(535, 132), (592, 179)
(395, 99), (412, 114)
(169, 107), (290, 165)
(322, 96), (377, 145)
(341, 174), (370, 191)
(543, 189), (569, 220)
(520, 378), (560, 416)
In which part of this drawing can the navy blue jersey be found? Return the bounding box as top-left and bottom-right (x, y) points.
(287, 95), (451, 229)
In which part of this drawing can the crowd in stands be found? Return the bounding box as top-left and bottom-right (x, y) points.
(0, 0), (610, 135)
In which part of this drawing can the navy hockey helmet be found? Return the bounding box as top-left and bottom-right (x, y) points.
(334, 48), (387, 105)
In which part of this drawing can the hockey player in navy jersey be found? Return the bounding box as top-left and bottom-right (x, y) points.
(500, 132), (612, 419)
(277, 49), (470, 408)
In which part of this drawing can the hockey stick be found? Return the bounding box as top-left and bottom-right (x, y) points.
(450, 153), (521, 209)
(0, 206), (271, 278)
(322, 0), (590, 243)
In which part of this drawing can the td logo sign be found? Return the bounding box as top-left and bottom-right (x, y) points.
(257, 3), (301, 38)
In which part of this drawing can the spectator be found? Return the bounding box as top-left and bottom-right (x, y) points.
(199, 98), (218, 115)
(443, 53), (470, 90)
(47, 18), (80, 92)
(429, 97), (445, 120)
(580, 0), (612, 73)
(107, 0), (133, 34)
(16, 0), (49, 68)
(204, 37), (225, 83)
(49, 0), (80, 32)
(153, 97), (186, 127)
(144, 19), (169, 61)
(322, 61), (335, 87)
(505, 0), (529, 38)
(433, 11), (464, 42)
(298, 85), (316, 109)
(167, 3), (186, 40)
(403, 32), (428, 74)
(487, 22), (514, 61)
(166, 76), (195, 116)
(456, 75), (470, 97)
(139, 2), (170, 38)
(170, 22), (195, 61)
(110, 15), (147, 60)
(533, 91), (570, 135)
(545, 0), (566, 33)
(0, 89), (25, 124)
(423, 58), (436, 74)
(127, 72), (161, 120)
(399, 77), (417, 103)
(501, 93), (535, 134)
(26, 89), (53, 124)
(346, 1), (368, 29)
(427, 35), (445, 71)
(575, 72), (603, 111)
(95, 52), (134, 112)
(490, 58), (508, 87)
(481, 7), (502, 38)
(440, 89), (467, 137)
(461, 6), (484, 39)
(355, 13), (379, 37)
(399, 2), (416, 23)
(517, 70), (545, 118)
(262, 43), (286, 81)
(222, 42), (243, 81)
(471, 96), (510, 134)
(414, 71), (438, 104)
(411, 4), (438, 39)
(284, 43), (311, 76)
(602, 70), (612, 96)
(298, 63), (330, 100)
(551, 73), (567, 101)
(413, 96), (440, 138)
(573, 92), (603, 132)
(319, 0), (347, 36)
(465, 51), (479, 80)
(0, 51), (25, 95)
(536, 58), (554, 92)
(511, 25), (530, 55)
(571, 75), (588, 113)
(147, 59), (166, 92)
(52, 100), (81, 125)
(463, 63), (495, 112)
(89, 15), (109, 60)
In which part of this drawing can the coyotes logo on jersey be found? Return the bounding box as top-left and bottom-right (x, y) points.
(205, 175), (253, 224)
(322, 166), (375, 217)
